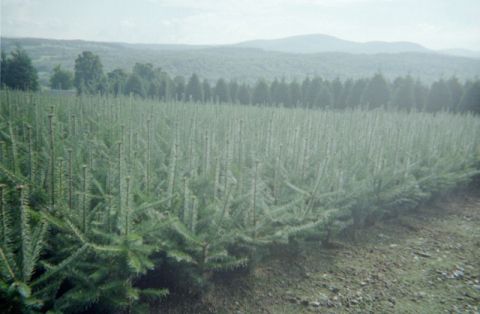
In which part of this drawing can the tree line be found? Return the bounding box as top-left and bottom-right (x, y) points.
(1, 48), (479, 113)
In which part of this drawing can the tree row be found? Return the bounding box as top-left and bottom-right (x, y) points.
(2, 48), (479, 113)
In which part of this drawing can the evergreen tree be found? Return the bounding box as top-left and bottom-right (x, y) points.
(1, 50), (7, 87)
(270, 79), (281, 104)
(288, 80), (302, 107)
(447, 77), (464, 112)
(202, 79), (212, 102)
(391, 75), (416, 111)
(346, 79), (367, 108)
(236, 84), (251, 105)
(174, 76), (186, 101)
(159, 74), (175, 101)
(252, 79), (270, 105)
(414, 79), (428, 111)
(330, 78), (343, 109)
(338, 79), (353, 110)
(214, 78), (230, 103)
(229, 80), (239, 103)
(458, 80), (480, 114)
(426, 79), (451, 112)
(186, 73), (203, 102)
(360, 73), (390, 109)
(49, 65), (73, 90)
(301, 77), (311, 105)
(4, 47), (39, 91)
(277, 78), (290, 106)
(306, 77), (322, 108)
(74, 51), (104, 94)
(314, 85), (333, 109)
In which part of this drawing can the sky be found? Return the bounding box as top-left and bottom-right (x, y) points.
(1, 0), (480, 50)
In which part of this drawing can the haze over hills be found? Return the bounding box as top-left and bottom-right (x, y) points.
(438, 48), (480, 59)
(2, 35), (480, 87)
(234, 33), (432, 54)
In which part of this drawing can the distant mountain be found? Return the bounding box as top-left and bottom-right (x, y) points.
(439, 49), (480, 59)
(235, 34), (431, 54)
(2, 37), (480, 87)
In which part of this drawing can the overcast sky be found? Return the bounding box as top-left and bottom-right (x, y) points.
(2, 0), (479, 50)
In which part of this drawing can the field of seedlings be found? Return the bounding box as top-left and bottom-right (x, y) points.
(1, 90), (480, 312)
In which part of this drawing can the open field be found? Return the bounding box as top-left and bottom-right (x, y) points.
(0, 91), (479, 312)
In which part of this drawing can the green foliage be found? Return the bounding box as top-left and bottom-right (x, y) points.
(5, 43), (475, 113)
(2, 47), (39, 91)
(391, 75), (416, 111)
(0, 90), (479, 312)
(459, 81), (480, 114)
(74, 51), (104, 94)
(124, 73), (145, 98)
(1, 51), (7, 88)
(314, 85), (333, 109)
(49, 65), (73, 90)
(236, 84), (251, 105)
(0, 185), (52, 313)
(427, 79), (452, 112)
(186, 73), (203, 102)
(361, 73), (390, 109)
(214, 78), (230, 103)
(107, 68), (128, 96)
(252, 79), (270, 104)
(3, 37), (480, 86)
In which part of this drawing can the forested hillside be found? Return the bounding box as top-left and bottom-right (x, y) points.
(2, 37), (480, 87)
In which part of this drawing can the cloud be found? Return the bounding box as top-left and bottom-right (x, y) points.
(1, 0), (479, 49)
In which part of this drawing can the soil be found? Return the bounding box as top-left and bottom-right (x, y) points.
(156, 188), (480, 314)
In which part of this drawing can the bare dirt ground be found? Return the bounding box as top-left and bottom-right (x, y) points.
(158, 188), (480, 314)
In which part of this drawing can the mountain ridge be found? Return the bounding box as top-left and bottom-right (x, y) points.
(234, 33), (431, 54)
(2, 36), (480, 86)
(4, 34), (479, 57)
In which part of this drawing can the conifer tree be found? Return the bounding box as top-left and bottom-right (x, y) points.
(360, 73), (390, 109)
(314, 85), (333, 109)
(202, 79), (212, 102)
(186, 73), (203, 102)
(301, 77), (311, 105)
(346, 79), (367, 108)
(236, 84), (251, 105)
(447, 77), (464, 111)
(330, 78), (343, 109)
(228, 80), (239, 103)
(426, 79), (452, 112)
(252, 79), (270, 105)
(174, 76), (186, 101)
(391, 75), (416, 111)
(414, 79), (428, 111)
(288, 80), (302, 107)
(459, 80), (480, 114)
(306, 77), (322, 108)
(214, 78), (230, 103)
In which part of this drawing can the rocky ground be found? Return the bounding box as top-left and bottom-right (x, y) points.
(158, 189), (480, 314)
